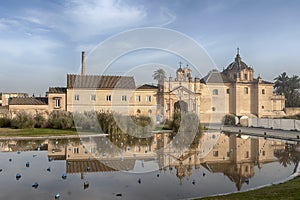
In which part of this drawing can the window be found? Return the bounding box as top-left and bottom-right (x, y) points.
(212, 107), (216, 111)
(213, 151), (218, 157)
(262, 151), (266, 156)
(73, 147), (79, 154)
(121, 95), (127, 101)
(136, 95), (141, 102)
(106, 95), (111, 101)
(90, 94), (96, 101)
(146, 95), (151, 102)
(74, 94), (79, 101)
(55, 98), (60, 108)
(226, 89), (230, 94)
(148, 109), (152, 114)
(244, 87), (249, 94)
(244, 74), (248, 80)
(90, 147), (96, 154)
(262, 105), (264, 109)
(137, 109), (141, 114)
(245, 151), (249, 158)
(212, 89), (218, 95)
(245, 165), (249, 173)
(262, 89), (265, 94)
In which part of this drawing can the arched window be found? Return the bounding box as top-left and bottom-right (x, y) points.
(262, 89), (265, 94)
(212, 89), (218, 95)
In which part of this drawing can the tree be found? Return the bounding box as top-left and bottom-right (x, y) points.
(153, 69), (166, 117)
(153, 69), (166, 83)
(274, 72), (300, 107)
(274, 72), (289, 95)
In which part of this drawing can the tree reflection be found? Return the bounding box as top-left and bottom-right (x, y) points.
(274, 143), (300, 168)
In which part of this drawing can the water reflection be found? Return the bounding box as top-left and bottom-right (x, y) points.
(1, 132), (299, 199)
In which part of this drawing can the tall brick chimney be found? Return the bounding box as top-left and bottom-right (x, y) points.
(81, 51), (86, 75)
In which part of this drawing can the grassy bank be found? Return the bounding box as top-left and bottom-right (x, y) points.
(197, 176), (300, 200)
(0, 127), (79, 137)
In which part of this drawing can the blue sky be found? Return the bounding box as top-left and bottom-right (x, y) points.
(0, 0), (299, 95)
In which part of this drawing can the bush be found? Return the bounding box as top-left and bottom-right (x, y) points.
(73, 111), (99, 130)
(11, 112), (35, 129)
(0, 117), (11, 128)
(47, 111), (73, 129)
(34, 113), (46, 128)
(223, 114), (236, 125)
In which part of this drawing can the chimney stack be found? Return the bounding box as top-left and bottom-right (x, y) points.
(81, 51), (86, 75)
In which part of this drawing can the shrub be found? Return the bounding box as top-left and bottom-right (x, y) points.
(34, 113), (46, 128)
(47, 111), (73, 129)
(223, 114), (236, 125)
(0, 117), (11, 128)
(11, 112), (35, 129)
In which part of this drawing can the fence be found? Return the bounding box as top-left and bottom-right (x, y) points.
(248, 118), (300, 131)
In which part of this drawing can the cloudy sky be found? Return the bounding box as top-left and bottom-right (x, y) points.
(0, 0), (299, 95)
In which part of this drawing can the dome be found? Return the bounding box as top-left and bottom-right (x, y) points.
(226, 53), (250, 71)
(176, 67), (184, 73)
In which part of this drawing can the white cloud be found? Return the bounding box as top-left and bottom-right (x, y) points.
(19, 0), (147, 41)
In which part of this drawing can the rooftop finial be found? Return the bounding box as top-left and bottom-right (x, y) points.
(237, 47), (240, 55)
(179, 61), (182, 68)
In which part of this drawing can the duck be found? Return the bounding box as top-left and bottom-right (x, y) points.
(32, 182), (39, 189)
(16, 173), (21, 180)
(55, 193), (60, 199)
(62, 173), (67, 180)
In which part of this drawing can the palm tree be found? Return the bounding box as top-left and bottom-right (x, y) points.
(288, 75), (300, 107)
(274, 72), (289, 95)
(153, 69), (166, 84)
(153, 69), (166, 117)
(274, 72), (300, 107)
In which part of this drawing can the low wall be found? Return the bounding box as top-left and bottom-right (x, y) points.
(249, 118), (300, 131)
(285, 107), (300, 116)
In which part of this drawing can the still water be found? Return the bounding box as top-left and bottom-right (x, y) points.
(0, 131), (299, 200)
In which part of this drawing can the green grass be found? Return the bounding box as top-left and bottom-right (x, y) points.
(0, 127), (79, 137)
(197, 176), (300, 200)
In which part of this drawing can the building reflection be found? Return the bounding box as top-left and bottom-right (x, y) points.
(0, 132), (293, 190)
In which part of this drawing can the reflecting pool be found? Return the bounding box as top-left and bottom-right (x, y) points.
(0, 131), (299, 199)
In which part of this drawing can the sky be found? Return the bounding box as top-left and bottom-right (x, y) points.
(0, 0), (300, 95)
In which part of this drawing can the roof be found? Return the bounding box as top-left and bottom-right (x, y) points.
(201, 70), (232, 83)
(49, 87), (67, 93)
(67, 74), (136, 89)
(66, 159), (136, 173)
(137, 84), (158, 90)
(9, 97), (48, 105)
(224, 53), (252, 72)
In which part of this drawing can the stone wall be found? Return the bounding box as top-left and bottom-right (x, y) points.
(249, 118), (300, 131)
(285, 107), (300, 116)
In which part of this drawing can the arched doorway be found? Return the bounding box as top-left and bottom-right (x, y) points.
(174, 100), (188, 113)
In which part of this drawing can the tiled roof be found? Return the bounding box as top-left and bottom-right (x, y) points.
(49, 87), (67, 93)
(67, 74), (136, 89)
(66, 159), (136, 173)
(201, 70), (232, 83)
(9, 97), (48, 105)
(137, 84), (158, 90)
